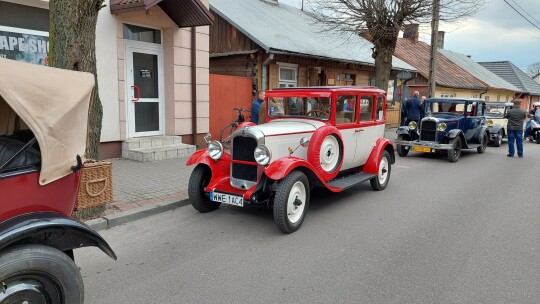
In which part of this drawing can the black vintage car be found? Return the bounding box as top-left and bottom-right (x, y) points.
(484, 102), (513, 147)
(394, 98), (489, 162)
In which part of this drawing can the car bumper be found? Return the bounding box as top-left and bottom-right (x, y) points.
(394, 139), (454, 151)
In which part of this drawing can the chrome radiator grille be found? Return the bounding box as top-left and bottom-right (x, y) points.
(420, 120), (437, 141)
(231, 136), (258, 182)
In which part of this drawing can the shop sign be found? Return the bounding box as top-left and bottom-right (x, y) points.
(0, 26), (49, 65)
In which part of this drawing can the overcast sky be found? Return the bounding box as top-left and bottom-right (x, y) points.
(280, 0), (540, 70)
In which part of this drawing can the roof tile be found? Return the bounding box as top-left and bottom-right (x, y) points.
(395, 38), (487, 90)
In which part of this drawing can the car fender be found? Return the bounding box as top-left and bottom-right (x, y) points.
(396, 126), (411, 136)
(447, 129), (463, 139)
(487, 125), (503, 134)
(0, 212), (117, 260)
(186, 149), (231, 176)
(264, 157), (341, 192)
(362, 138), (395, 175)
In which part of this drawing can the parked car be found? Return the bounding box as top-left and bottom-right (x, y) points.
(394, 98), (489, 162)
(484, 102), (512, 147)
(187, 87), (395, 233)
(0, 59), (116, 303)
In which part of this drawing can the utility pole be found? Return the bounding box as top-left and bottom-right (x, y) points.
(428, 0), (440, 98)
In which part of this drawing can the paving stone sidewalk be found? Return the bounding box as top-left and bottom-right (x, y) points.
(90, 127), (398, 228)
(105, 157), (193, 215)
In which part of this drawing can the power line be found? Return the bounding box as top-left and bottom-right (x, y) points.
(508, 0), (540, 27)
(503, 0), (540, 31)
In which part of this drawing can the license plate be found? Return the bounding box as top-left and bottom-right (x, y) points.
(210, 192), (244, 207)
(412, 146), (431, 153)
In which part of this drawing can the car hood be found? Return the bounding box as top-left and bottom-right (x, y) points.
(422, 114), (460, 131)
(252, 119), (326, 136)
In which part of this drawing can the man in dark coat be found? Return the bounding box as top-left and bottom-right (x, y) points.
(250, 90), (265, 124)
(505, 100), (527, 157)
(403, 91), (424, 125)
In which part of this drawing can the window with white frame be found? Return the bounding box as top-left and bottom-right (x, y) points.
(278, 63), (298, 87)
(471, 94), (478, 98)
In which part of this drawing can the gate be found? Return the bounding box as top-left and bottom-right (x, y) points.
(209, 74), (253, 140)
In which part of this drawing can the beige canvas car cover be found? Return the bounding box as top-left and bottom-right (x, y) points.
(0, 58), (94, 185)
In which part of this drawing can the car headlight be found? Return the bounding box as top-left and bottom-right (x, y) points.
(437, 123), (447, 131)
(254, 145), (271, 165)
(208, 140), (223, 160)
(486, 119), (493, 126)
(408, 121), (417, 130)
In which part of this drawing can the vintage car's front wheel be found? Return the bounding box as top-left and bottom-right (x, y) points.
(0, 244), (84, 303)
(477, 132), (488, 153)
(370, 151), (391, 191)
(273, 171), (310, 234)
(308, 126), (343, 181)
(396, 135), (409, 157)
(492, 131), (502, 147)
(448, 137), (462, 162)
(536, 131), (540, 144)
(189, 165), (220, 213)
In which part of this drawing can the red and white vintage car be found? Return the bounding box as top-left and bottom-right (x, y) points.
(187, 87), (395, 233)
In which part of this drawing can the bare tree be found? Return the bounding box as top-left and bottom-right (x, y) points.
(305, 0), (486, 90)
(49, 0), (105, 159)
(526, 62), (540, 78)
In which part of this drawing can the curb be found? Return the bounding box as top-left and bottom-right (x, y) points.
(85, 198), (191, 231)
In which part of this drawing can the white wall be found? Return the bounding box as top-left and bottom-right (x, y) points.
(95, 0), (120, 142)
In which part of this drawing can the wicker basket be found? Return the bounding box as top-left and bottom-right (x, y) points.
(74, 161), (113, 220)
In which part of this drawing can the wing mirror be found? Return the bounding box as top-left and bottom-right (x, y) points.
(300, 137), (310, 147)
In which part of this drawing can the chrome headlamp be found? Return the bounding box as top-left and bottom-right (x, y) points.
(208, 140), (223, 160)
(254, 145), (271, 165)
(486, 119), (493, 127)
(437, 122), (447, 131)
(408, 121), (417, 130)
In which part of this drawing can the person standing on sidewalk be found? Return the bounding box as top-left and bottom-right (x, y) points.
(505, 100), (527, 158)
(250, 90), (265, 124)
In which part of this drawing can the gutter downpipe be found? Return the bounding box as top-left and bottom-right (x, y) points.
(261, 53), (274, 90)
(191, 27), (198, 147)
(479, 87), (488, 99)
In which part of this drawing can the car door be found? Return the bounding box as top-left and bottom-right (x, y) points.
(463, 101), (484, 142)
(352, 94), (384, 166)
(335, 94), (358, 171)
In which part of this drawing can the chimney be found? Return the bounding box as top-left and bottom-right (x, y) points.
(437, 31), (445, 49)
(403, 24), (419, 43)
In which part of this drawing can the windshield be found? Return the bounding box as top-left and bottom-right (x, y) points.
(268, 96), (331, 120)
(425, 102), (476, 116)
(484, 105), (506, 117)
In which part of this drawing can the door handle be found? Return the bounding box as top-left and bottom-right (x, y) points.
(355, 129), (364, 133)
(131, 85), (140, 102)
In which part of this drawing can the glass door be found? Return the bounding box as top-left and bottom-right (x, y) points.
(125, 44), (164, 137)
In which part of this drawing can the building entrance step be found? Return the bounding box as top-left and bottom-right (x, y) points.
(122, 136), (196, 162)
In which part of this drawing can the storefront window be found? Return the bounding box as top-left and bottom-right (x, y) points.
(123, 24), (161, 44)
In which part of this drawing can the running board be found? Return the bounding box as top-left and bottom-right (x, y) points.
(327, 172), (376, 190)
(466, 143), (481, 149)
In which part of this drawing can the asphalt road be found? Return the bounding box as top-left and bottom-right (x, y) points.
(78, 141), (540, 304)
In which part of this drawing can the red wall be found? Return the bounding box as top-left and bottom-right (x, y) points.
(209, 74), (252, 139)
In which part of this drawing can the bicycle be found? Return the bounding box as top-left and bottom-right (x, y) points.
(220, 107), (250, 149)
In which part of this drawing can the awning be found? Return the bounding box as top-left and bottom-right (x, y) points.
(110, 0), (214, 28)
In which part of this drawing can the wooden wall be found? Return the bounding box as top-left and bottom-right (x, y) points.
(210, 14), (258, 54)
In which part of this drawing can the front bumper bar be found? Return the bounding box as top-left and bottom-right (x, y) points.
(394, 139), (454, 151)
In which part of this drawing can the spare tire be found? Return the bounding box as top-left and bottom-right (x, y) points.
(307, 126), (344, 181)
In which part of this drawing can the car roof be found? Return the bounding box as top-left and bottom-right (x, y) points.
(269, 86), (386, 94)
(484, 102), (513, 107)
(426, 98), (483, 104)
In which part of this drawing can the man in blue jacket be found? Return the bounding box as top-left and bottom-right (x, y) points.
(403, 91), (424, 125)
(250, 90), (265, 124)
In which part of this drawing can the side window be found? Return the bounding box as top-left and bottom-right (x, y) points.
(376, 96), (385, 121)
(359, 95), (374, 122)
(336, 95), (356, 124)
